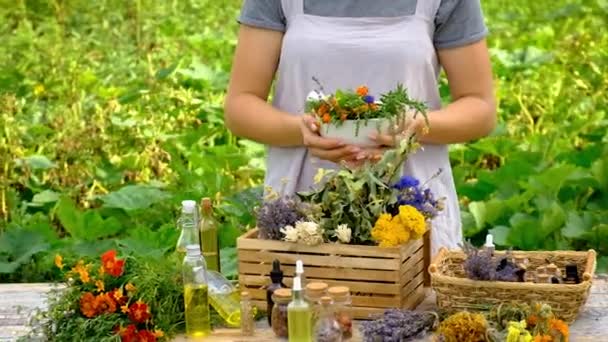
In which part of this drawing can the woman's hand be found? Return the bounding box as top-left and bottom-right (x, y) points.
(300, 114), (365, 164)
(364, 111), (429, 160)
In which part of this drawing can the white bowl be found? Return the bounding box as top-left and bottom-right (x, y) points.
(319, 118), (391, 147)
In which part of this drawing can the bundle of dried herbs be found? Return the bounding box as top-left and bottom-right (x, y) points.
(359, 309), (438, 342)
(460, 241), (525, 282)
(254, 193), (307, 240)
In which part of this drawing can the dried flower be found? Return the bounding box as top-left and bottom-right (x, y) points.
(255, 195), (307, 240)
(392, 174), (444, 220)
(437, 312), (488, 342)
(334, 224), (352, 243)
(280, 225), (299, 242)
(461, 241), (495, 281)
(371, 213), (409, 247)
(360, 309), (437, 342)
(506, 320), (533, 342)
(397, 205), (426, 237)
(298, 221), (324, 245)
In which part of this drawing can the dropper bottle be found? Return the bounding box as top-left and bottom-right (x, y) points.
(295, 260), (306, 287)
(267, 259), (287, 326)
(484, 233), (495, 256)
(288, 276), (312, 342)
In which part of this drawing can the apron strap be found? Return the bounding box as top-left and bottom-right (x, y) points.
(281, 0), (304, 21)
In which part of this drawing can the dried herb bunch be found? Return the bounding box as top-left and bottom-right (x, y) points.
(255, 185), (308, 240)
(437, 312), (489, 342)
(298, 138), (422, 245)
(460, 242), (524, 282)
(359, 309), (438, 342)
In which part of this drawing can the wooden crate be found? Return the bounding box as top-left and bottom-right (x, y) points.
(237, 228), (431, 319)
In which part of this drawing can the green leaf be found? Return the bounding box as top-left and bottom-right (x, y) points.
(0, 227), (49, 273)
(508, 213), (541, 250)
(489, 226), (510, 246)
(116, 225), (178, 258)
(56, 197), (86, 239)
(562, 212), (591, 239)
(220, 247), (237, 280)
(17, 155), (57, 170)
(99, 185), (171, 211)
(468, 201), (486, 230)
(540, 202), (566, 238)
(31, 190), (60, 205)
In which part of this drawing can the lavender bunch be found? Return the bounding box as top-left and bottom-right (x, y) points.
(392, 174), (444, 219)
(460, 241), (495, 281)
(255, 195), (307, 240)
(360, 309), (437, 342)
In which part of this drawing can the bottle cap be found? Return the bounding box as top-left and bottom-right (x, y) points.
(186, 245), (201, 256)
(484, 234), (495, 248)
(306, 282), (328, 293)
(274, 288), (292, 298)
(293, 276), (302, 291)
(201, 198), (212, 212)
(320, 296), (333, 305)
(328, 286), (349, 297)
(270, 259), (284, 282)
(182, 200), (197, 213)
(296, 260), (304, 274)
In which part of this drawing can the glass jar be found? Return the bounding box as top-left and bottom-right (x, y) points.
(305, 281), (328, 325)
(328, 286), (352, 339)
(240, 291), (255, 336)
(314, 296), (342, 342)
(271, 288), (292, 338)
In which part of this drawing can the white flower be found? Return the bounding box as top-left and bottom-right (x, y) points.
(280, 225), (299, 243)
(334, 224), (351, 244)
(295, 221), (324, 246)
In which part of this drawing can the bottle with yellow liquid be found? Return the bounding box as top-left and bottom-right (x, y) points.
(176, 200), (200, 261)
(183, 245), (211, 339)
(199, 198), (220, 272)
(288, 276), (313, 342)
(206, 270), (241, 328)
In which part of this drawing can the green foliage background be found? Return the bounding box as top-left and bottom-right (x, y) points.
(1, 0), (607, 282)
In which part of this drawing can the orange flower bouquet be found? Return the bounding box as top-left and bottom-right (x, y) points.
(25, 250), (186, 342)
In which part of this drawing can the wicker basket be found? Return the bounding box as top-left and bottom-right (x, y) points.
(429, 248), (596, 323)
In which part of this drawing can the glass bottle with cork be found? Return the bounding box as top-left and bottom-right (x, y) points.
(199, 197), (220, 272)
(288, 276), (312, 342)
(206, 270), (241, 327)
(314, 296), (342, 342)
(176, 200), (200, 260)
(305, 281), (328, 325)
(328, 286), (353, 339)
(271, 288), (292, 338)
(182, 245), (211, 338)
(240, 291), (255, 336)
(266, 259), (287, 326)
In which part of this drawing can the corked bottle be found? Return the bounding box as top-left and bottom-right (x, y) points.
(266, 260), (287, 326)
(328, 286), (353, 339)
(240, 291), (255, 336)
(271, 288), (292, 338)
(305, 281), (328, 325)
(314, 296), (342, 342)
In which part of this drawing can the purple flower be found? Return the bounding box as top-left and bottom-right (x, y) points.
(393, 175), (420, 190)
(363, 95), (375, 104)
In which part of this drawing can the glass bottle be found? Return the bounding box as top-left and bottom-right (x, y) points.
(328, 286), (352, 339)
(240, 291), (255, 336)
(288, 276), (313, 342)
(305, 281), (328, 325)
(200, 197), (220, 272)
(295, 260), (306, 286)
(176, 200), (200, 260)
(267, 259), (287, 326)
(182, 245), (211, 338)
(271, 288), (292, 338)
(206, 270), (241, 327)
(314, 296), (342, 342)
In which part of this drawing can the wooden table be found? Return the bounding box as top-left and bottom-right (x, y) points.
(1, 277), (607, 341)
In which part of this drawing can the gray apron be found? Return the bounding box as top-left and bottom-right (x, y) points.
(266, 0), (461, 256)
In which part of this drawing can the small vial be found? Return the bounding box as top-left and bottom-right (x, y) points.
(240, 291), (255, 336)
(484, 234), (495, 256)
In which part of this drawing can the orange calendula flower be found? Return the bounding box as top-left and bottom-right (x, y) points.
(322, 113), (331, 123)
(95, 280), (105, 292)
(54, 254), (63, 269)
(533, 335), (553, 342)
(80, 292), (97, 318)
(550, 318), (569, 339)
(154, 329), (165, 338)
(356, 85), (368, 96)
(101, 249), (125, 277)
(95, 293), (117, 315)
(128, 300), (151, 323)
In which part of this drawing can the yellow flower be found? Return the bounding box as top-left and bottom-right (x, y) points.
(154, 329), (165, 338)
(98, 265), (105, 276)
(397, 205), (426, 237)
(71, 261), (91, 283)
(33, 84), (45, 96)
(54, 254), (64, 269)
(371, 213), (410, 247)
(125, 283), (136, 294)
(121, 304), (129, 313)
(95, 280), (105, 292)
(113, 287), (125, 301)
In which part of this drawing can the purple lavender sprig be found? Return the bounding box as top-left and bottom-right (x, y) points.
(360, 309), (437, 342)
(460, 241), (495, 281)
(255, 195), (306, 240)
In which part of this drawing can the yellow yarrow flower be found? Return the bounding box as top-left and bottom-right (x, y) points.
(54, 254), (64, 269)
(371, 213), (410, 247)
(397, 205), (426, 237)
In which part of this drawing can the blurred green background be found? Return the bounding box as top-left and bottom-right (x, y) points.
(1, 0), (606, 282)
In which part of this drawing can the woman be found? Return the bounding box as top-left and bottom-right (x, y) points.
(224, 0), (496, 255)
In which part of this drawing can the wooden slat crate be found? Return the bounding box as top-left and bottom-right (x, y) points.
(237, 228), (431, 319)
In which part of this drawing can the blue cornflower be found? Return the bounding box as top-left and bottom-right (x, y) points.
(393, 175), (420, 190)
(363, 95), (375, 104)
